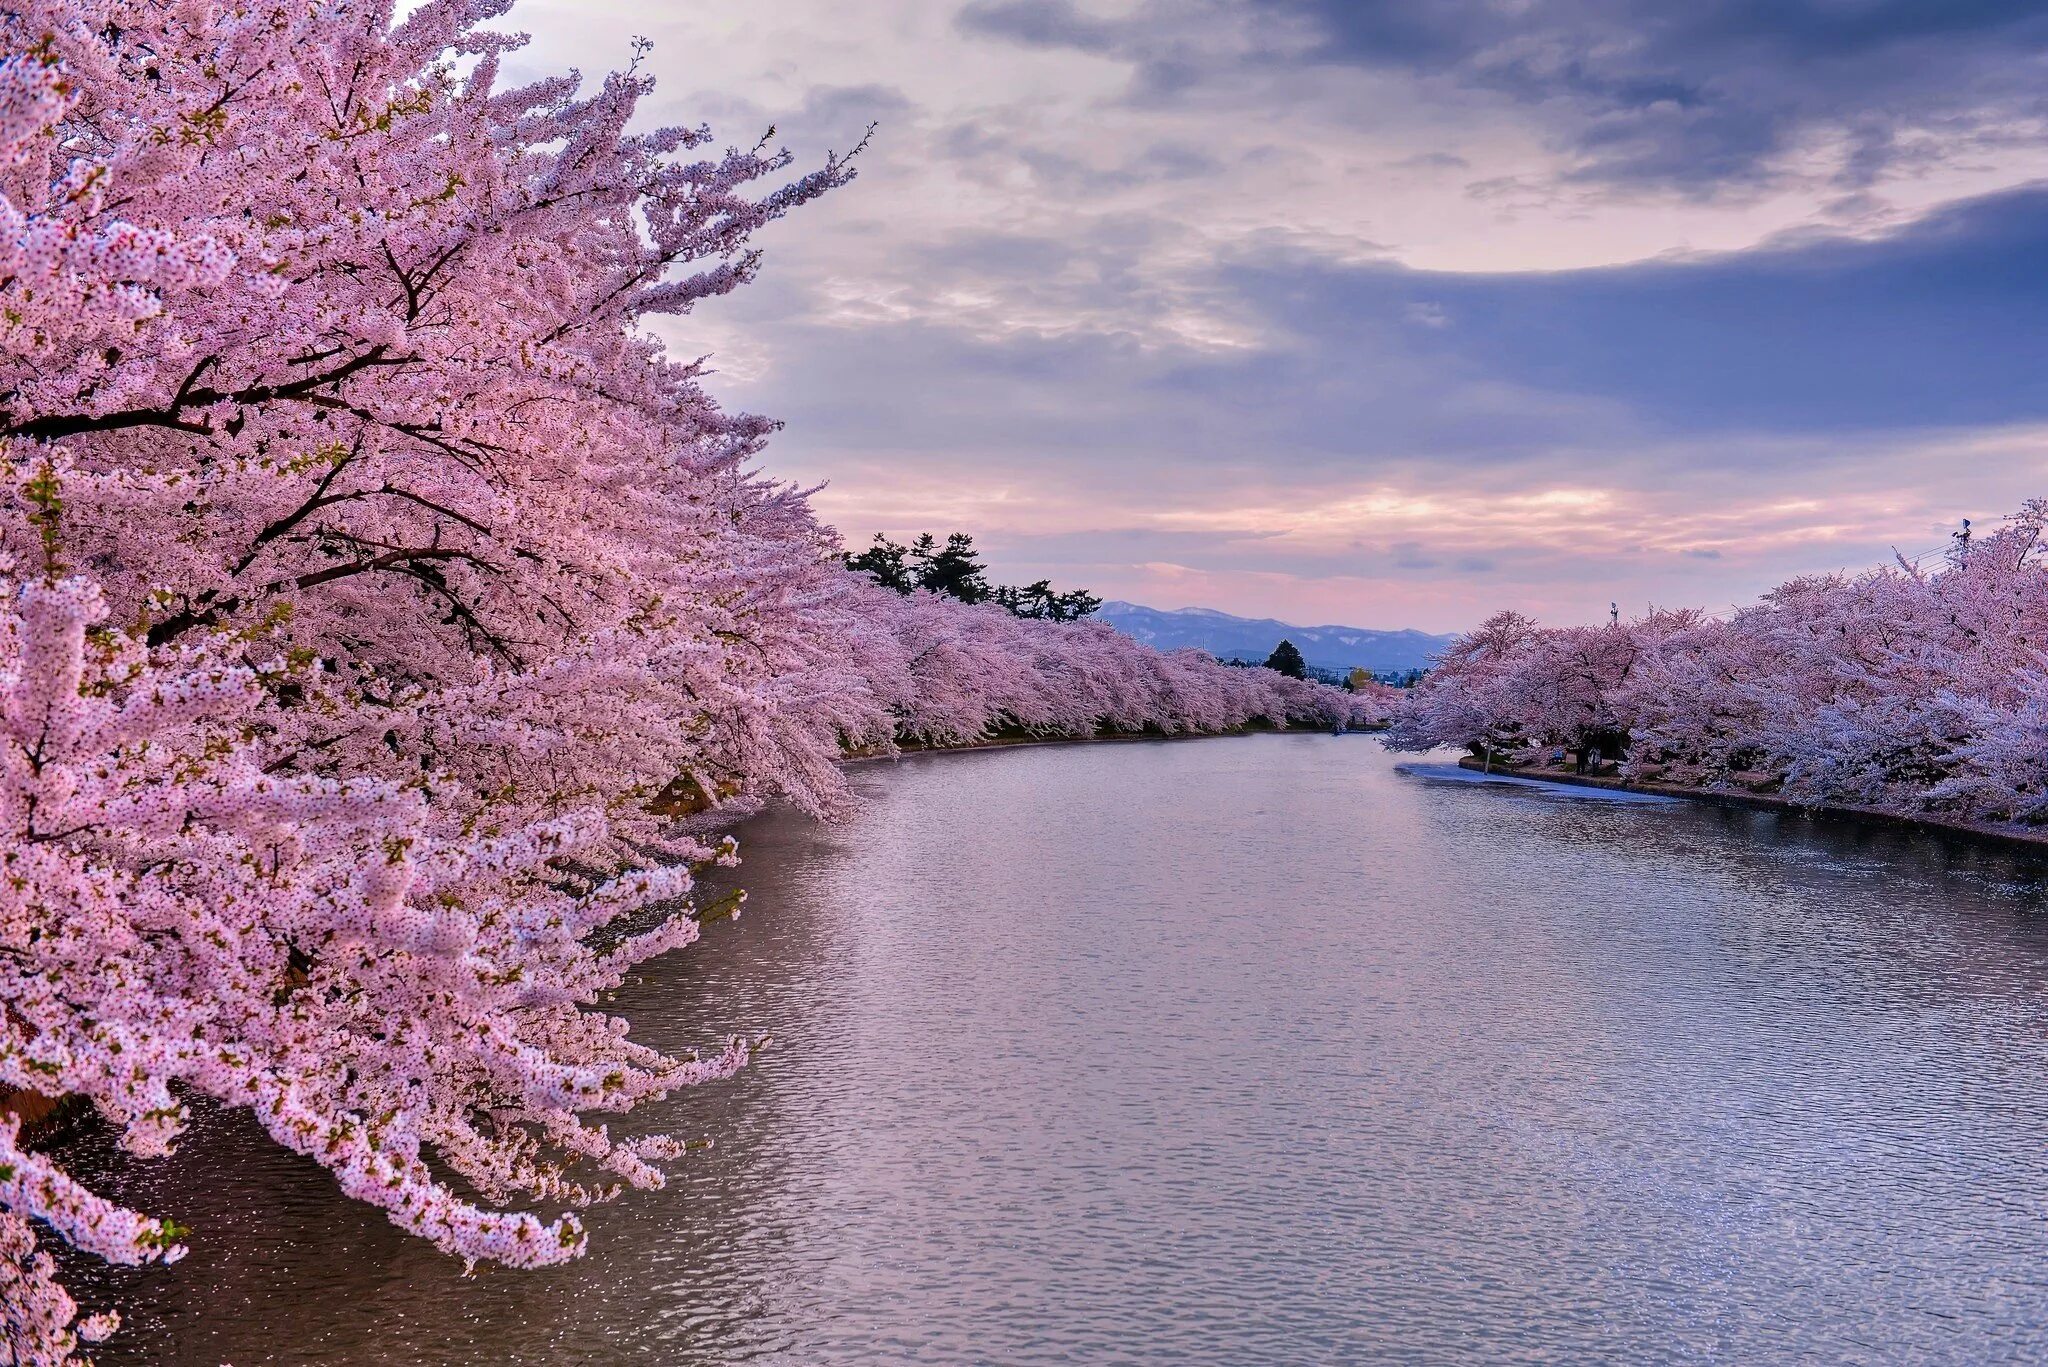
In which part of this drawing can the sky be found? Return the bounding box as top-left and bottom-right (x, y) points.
(508, 0), (2048, 632)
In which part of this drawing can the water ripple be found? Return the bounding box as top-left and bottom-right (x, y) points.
(54, 737), (2048, 1364)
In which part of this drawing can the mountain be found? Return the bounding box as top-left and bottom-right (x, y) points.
(1095, 602), (1457, 675)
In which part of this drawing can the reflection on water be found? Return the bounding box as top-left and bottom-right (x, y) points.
(54, 737), (2048, 1363)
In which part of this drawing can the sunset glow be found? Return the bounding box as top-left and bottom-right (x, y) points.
(528, 0), (2048, 630)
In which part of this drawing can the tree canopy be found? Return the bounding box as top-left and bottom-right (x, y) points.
(1264, 640), (1309, 679)
(845, 532), (1102, 621)
(0, 4), (1376, 1356)
(1388, 499), (2048, 826)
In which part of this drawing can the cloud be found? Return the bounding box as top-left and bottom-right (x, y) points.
(681, 174), (2048, 629)
(956, 0), (1125, 53)
(960, 0), (2048, 196)
(1239, 183), (2048, 435)
(506, 0), (2048, 631)
(1393, 151), (1470, 171)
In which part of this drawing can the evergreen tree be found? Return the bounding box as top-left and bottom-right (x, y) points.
(1264, 640), (1308, 679)
(994, 579), (1103, 622)
(846, 531), (1100, 619)
(844, 533), (913, 591)
(910, 532), (992, 602)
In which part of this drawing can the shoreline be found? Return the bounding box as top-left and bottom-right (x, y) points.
(17, 724), (1382, 1141)
(5, 1088), (88, 1146)
(845, 721), (1388, 764)
(1454, 757), (2048, 856)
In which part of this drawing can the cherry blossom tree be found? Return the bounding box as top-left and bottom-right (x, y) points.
(0, 2), (1374, 1356)
(1392, 501), (2048, 826)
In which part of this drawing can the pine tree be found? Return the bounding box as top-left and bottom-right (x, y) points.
(1264, 640), (1308, 679)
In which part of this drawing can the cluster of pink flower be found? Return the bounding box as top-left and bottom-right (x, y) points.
(854, 587), (1377, 748)
(0, 2), (1370, 1357)
(1391, 502), (2048, 822)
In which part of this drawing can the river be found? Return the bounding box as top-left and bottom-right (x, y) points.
(56, 735), (2048, 1363)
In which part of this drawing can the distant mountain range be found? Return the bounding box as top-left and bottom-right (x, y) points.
(1095, 602), (1457, 675)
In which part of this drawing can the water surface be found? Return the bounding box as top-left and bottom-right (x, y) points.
(59, 737), (2048, 1362)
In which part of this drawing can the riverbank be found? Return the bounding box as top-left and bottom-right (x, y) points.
(1456, 756), (2048, 855)
(851, 720), (1388, 763)
(89, 737), (2048, 1363)
(14, 725), (1387, 1139)
(4, 1088), (88, 1145)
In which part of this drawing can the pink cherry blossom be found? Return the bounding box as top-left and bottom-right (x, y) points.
(1392, 502), (2048, 824)
(0, 2), (1372, 1357)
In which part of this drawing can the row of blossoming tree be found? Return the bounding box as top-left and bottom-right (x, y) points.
(0, 2), (1377, 1359)
(1390, 503), (2048, 823)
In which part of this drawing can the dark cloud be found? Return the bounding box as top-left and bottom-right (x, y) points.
(1283, 1), (2048, 191)
(521, 0), (2048, 628)
(956, 0), (1124, 52)
(795, 83), (917, 126)
(1228, 182), (2048, 434)
(1261, 0), (2048, 74)
(939, 118), (1223, 193)
(960, 0), (2048, 193)
(1143, 142), (1224, 179)
(1392, 542), (1440, 570)
(1392, 151), (1471, 171)
(695, 171), (2048, 608)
